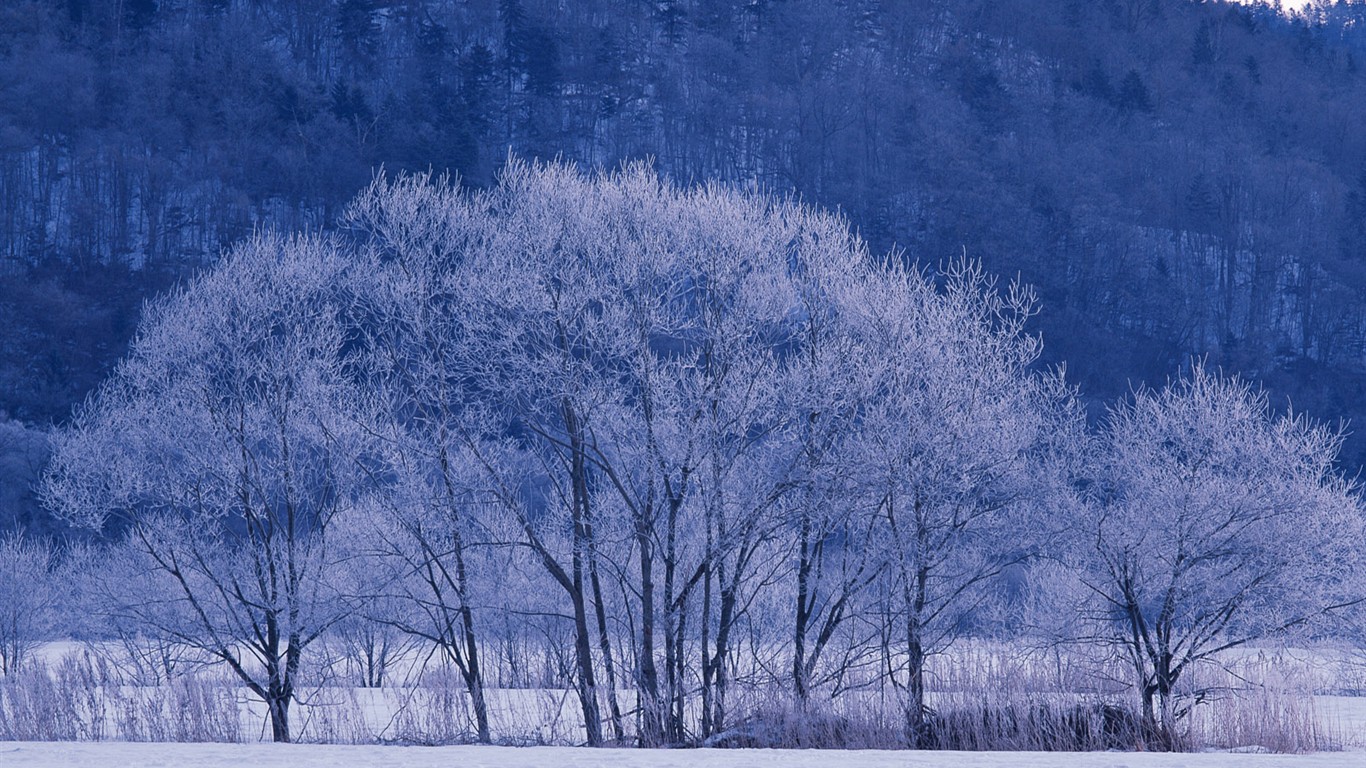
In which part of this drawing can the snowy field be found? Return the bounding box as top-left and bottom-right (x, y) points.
(9, 642), (1366, 764)
(3, 743), (1366, 768)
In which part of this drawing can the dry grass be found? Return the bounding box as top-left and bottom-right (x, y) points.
(0, 649), (241, 742)
(0, 640), (1356, 750)
(712, 642), (1349, 752)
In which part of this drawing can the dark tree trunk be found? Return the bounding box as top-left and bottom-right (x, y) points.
(709, 575), (737, 736)
(793, 509), (814, 702)
(904, 618), (928, 748)
(636, 513), (665, 745)
(268, 691), (291, 743)
(587, 535), (625, 742)
(438, 443), (493, 744)
(565, 401), (604, 746)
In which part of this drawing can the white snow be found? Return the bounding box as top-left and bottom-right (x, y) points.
(1, 743), (1365, 768)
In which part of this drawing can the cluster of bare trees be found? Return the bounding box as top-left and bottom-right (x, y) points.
(37, 162), (1366, 748)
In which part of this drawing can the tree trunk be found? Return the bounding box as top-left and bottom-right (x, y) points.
(905, 618), (928, 748)
(696, 510), (713, 741)
(664, 474), (688, 744)
(455, 592), (491, 742)
(268, 692), (291, 743)
(465, 660), (492, 744)
(460, 607), (492, 744)
(672, 599), (688, 743)
(570, 553), (603, 745)
(565, 402), (604, 746)
(438, 442), (493, 744)
(903, 558), (931, 747)
(709, 575), (737, 736)
(587, 538), (625, 742)
(266, 652), (293, 744)
(793, 509), (814, 702)
(637, 514), (665, 745)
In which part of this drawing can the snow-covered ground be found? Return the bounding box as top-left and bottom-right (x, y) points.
(9, 641), (1366, 762)
(2, 743), (1366, 768)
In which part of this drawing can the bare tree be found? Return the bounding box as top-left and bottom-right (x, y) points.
(851, 260), (1076, 744)
(0, 533), (62, 675)
(1069, 363), (1366, 749)
(345, 175), (499, 742)
(44, 233), (376, 742)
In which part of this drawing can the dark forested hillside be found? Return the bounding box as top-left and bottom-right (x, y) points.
(5, 0), (1366, 529)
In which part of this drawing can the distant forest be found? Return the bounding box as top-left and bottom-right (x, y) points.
(5, 0), (1366, 532)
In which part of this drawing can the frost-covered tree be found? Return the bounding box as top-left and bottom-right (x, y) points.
(845, 260), (1077, 744)
(0, 533), (63, 675)
(344, 160), (898, 744)
(344, 175), (500, 742)
(44, 233), (377, 742)
(777, 248), (915, 707)
(1070, 364), (1366, 749)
